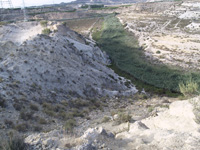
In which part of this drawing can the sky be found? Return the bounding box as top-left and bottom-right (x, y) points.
(12, 0), (75, 7)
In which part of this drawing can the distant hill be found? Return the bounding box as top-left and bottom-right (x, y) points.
(73, 0), (146, 4)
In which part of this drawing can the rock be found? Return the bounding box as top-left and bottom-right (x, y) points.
(81, 128), (101, 141)
(113, 114), (119, 120)
(81, 127), (109, 142)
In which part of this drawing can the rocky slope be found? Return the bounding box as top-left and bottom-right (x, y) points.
(0, 21), (136, 100)
(25, 96), (200, 150)
(0, 21), (137, 138)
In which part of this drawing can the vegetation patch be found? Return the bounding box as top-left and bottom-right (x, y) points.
(114, 111), (131, 125)
(93, 15), (200, 93)
(179, 78), (199, 98)
(42, 28), (51, 35)
(0, 98), (6, 108)
(64, 119), (76, 133)
(40, 20), (48, 27)
(101, 116), (111, 123)
(0, 136), (27, 150)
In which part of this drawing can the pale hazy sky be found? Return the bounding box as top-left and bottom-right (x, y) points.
(12, 0), (75, 7)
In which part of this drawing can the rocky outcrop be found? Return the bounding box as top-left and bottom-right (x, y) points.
(25, 97), (200, 150)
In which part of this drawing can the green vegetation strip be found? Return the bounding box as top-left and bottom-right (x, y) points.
(28, 9), (76, 16)
(93, 15), (200, 93)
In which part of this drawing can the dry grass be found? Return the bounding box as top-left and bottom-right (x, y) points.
(179, 79), (199, 98)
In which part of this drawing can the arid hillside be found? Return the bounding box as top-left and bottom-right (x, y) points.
(0, 21), (137, 139)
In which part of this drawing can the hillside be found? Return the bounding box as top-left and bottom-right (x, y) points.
(0, 21), (136, 99)
(0, 21), (137, 138)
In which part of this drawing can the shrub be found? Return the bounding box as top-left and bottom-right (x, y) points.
(114, 112), (131, 125)
(0, 136), (27, 150)
(134, 93), (148, 100)
(42, 28), (51, 35)
(179, 79), (199, 97)
(13, 102), (23, 111)
(42, 102), (52, 110)
(64, 119), (76, 132)
(62, 22), (67, 26)
(42, 102), (57, 117)
(156, 50), (161, 54)
(43, 109), (56, 117)
(33, 126), (43, 132)
(101, 116), (110, 123)
(0, 99), (6, 108)
(15, 123), (29, 132)
(20, 111), (33, 121)
(40, 20), (48, 27)
(38, 118), (47, 124)
(4, 119), (14, 128)
(30, 103), (39, 111)
(148, 106), (154, 112)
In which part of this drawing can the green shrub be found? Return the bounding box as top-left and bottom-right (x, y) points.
(156, 50), (161, 54)
(148, 106), (154, 112)
(43, 109), (56, 117)
(0, 136), (27, 150)
(179, 79), (199, 97)
(38, 118), (47, 124)
(15, 123), (29, 132)
(42, 28), (51, 35)
(42, 102), (52, 109)
(64, 119), (76, 132)
(4, 119), (14, 128)
(20, 111), (33, 121)
(0, 99), (6, 108)
(30, 103), (39, 111)
(33, 126), (43, 132)
(101, 116), (110, 123)
(40, 20), (48, 27)
(62, 22), (67, 26)
(114, 112), (131, 125)
(13, 102), (23, 111)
